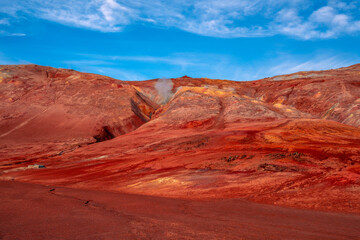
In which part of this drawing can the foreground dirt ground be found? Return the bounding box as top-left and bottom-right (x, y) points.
(1, 180), (359, 240)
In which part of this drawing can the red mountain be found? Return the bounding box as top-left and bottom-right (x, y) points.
(1, 64), (360, 214)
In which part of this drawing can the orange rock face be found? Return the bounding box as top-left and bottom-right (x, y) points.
(1, 64), (360, 214)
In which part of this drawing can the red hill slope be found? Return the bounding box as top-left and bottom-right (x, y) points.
(0, 64), (360, 213)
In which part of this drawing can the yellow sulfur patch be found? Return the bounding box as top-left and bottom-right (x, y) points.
(204, 88), (234, 97)
(175, 86), (234, 98)
(152, 177), (181, 184)
(127, 177), (186, 189)
(273, 96), (285, 104)
(241, 95), (251, 99)
(132, 86), (142, 92)
(126, 182), (143, 188)
(344, 113), (354, 122)
(66, 75), (80, 80)
(285, 109), (293, 113)
(314, 92), (321, 98)
(273, 103), (284, 108)
(263, 134), (282, 143)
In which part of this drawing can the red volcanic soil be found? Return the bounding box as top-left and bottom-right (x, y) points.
(1, 64), (360, 239)
(1, 180), (360, 240)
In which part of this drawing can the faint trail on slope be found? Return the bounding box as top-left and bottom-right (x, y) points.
(211, 98), (225, 129)
(322, 103), (339, 119)
(340, 81), (352, 101)
(0, 108), (49, 139)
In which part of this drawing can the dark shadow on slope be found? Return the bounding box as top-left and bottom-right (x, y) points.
(93, 126), (116, 143)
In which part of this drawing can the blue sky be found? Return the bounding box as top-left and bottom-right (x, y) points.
(0, 0), (360, 81)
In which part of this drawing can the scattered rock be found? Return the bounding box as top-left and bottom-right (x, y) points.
(221, 155), (239, 162)
(258, 163), (303, 172)
(27, 164), (46, 169)
(266, 152), (305, 160)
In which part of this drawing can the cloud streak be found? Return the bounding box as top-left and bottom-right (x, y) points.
(71, 53), (209, 68)
(0, 30), (26, 37)
(0, 52), (29, 65)
(62, 51), (360, 81)
(0, 18), (10, 25)
(265, 54), (359, 77)
(1, 0), (360, 39)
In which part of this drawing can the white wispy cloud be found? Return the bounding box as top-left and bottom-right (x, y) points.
(73, 53), (210, 69)
(35, 0), (136, 32)
(0, 18), (10, 25)
(111, 55), (204, 68)
(63, 51), (359, 81)
(3, 0), (359, 39)
(0, 52), (29, 65)
(62, 57), (148, 80)
(63, 52), (239, 80)
(0, 15), (26, 36)
(95, 67), (148, 80)
(0, 30), (26, 37)
(272, 2), (360, 39)
(250, 52), (360, 79)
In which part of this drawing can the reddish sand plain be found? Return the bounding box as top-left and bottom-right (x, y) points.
(1, 180), (360, 240)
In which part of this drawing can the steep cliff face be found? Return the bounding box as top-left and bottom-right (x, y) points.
(1, 64), (360, 213)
